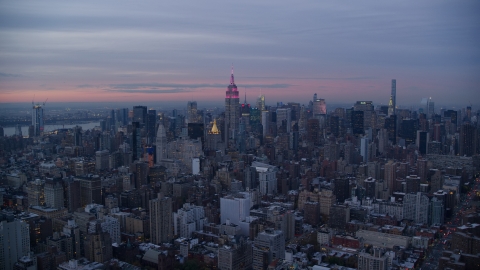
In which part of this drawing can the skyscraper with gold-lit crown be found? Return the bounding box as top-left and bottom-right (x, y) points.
(207, 119), (224, 151)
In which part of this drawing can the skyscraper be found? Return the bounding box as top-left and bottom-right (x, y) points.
(427, 97), (435, 118)
(354, 101), (374, 130)
(391, 79), (396, 115)
(133, 106), (147, 126)
(32, 102), (45, 136)
(225, 67), (240, 143)
(115, 108), (129, 126)
(0, 217), (31, 270)
(256, 94), (265, 111)
(149, 193), (173, 244)
(459, 122), (478, 157)
(146, 109), (157, 144)
(187, 101), (198, 123)
(155, 123), (167, 163)
(360, 136), (369, 163)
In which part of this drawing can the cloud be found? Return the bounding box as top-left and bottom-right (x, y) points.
(105, 88), (189, 94)
(77, 84), (96, 88)
(108, 83), (290, 89)
(243, 76), (376, 81)
(0, 72), (22, 78)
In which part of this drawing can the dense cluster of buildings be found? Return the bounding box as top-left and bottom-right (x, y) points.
(0, 73), (480, 270)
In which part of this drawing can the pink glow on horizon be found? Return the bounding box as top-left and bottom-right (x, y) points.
(0, 74), (472, 105)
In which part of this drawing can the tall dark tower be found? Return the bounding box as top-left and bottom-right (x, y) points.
(388, 79), (396, 117)
(224, 67), (240, 144)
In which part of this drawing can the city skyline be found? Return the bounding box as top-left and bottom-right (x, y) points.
(0, 1), (479, 106)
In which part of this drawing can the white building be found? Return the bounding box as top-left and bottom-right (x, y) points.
(403, 192), (429, 224)
(251, 161), (278, 196)
(173, 203), (206, 238)
(220, 192), (251, 225)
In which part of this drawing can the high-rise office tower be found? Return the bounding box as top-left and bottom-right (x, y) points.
(155, 123), (167, 163)
(313, 98), (326, 115)
(187, 101), (198, 123)
(416, 131), (429, 156)
(400, 118), (418, 145)
(116, 108), (129, 126)
(74, 126), (82, 147)
(133, 106), (147, 126)
(146, 109), (156, 144)
(352, 110), (364, 135)
(0, 217), (31, 270)
(391, 79), (396, 114)
(276, 108), (291, 133)
(334, 177), (350, 204)
(360, 136), (369, 163)
(132, 122), (142, 161)
(109, 109), (115, 128)
(32, 102), (45, 136)
(427, 97), (435, 118)
(261, 110), (270, 137)
(62, 220), (81, 259)
(225, 67), (240, 143)
(430, 197), (444, 225)
(354, 101), (374, 130)
(149, 193), (173, 244)
(459, 122), (478, 157)
(384, 161), (397, 193)
(384, 115), (397, 144)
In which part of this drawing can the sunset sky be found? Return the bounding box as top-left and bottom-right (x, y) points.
(0, 1), (479, 108)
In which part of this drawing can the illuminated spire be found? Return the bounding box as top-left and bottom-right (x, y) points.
(210, 119), (220, 134)
(244, 88), (247, 104)
(230, 65), (235, 85)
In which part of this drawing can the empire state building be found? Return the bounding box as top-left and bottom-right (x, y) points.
(225, 67), (240, 143)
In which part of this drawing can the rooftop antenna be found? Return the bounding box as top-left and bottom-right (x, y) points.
(244, 87), (247, 104)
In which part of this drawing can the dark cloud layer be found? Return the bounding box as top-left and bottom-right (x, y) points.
(0, 0), (479, 105)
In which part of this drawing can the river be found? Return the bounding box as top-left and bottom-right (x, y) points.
(2, 122), (100, 137)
